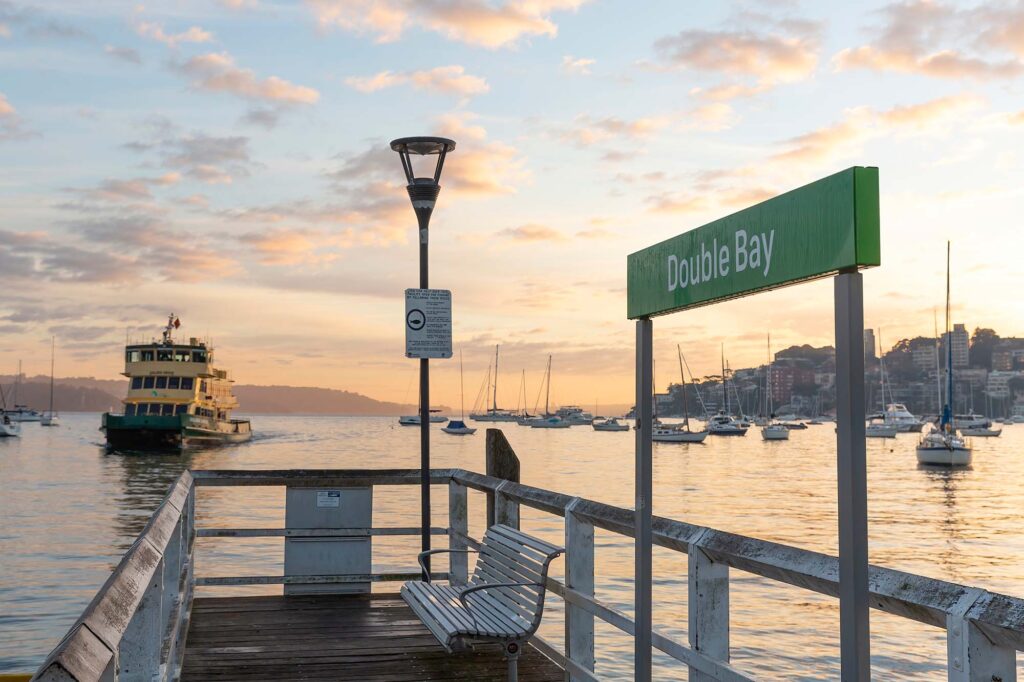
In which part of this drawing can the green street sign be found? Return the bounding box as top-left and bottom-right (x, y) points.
(627, 166), (880, 319)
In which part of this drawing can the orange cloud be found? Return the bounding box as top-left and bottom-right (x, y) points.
(834, 0), (1024, 79)
(497, 223), (565, 242)
(308, 0), (588, 48)
(345, 65), (489, 96)
(434, 113), (529, 195)
(178, 53), (320, 104)
(136, 21), (213, 47)
(560, 55), (595, 75)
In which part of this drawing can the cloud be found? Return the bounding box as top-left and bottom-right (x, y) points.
(772, 93), (985, 165)
(433, 113), (529, 195)
(307, 0), (589, 49)
(653, 17), (820, 99)
(123, 127), (255, 185)
(72, 173), (180, 203)
(135, 21), (213, 47)
(497, 223), (565, 242)
(559, 113), (671, 147)
(104, 45), (142, 64)
(345, 65), (489, 97)
(241, 227), (359, 265)
(561, 55), (595, 75)
(834, 0), (1024, 80)
(0, 92), (29, 140)
(176, 52), (320, 104)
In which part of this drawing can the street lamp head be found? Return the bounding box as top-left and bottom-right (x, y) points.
(390, 136), (456, 218)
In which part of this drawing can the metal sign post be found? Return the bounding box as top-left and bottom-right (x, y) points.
(626, 166), (880, 679)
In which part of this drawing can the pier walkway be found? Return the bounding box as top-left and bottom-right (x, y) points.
(181, 593), (561, 681)
(30, 431), (1024, 681)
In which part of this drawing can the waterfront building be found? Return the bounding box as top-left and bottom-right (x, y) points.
(942, 323), (969, 368)
(986, 371), (1023, 400)
(992, 340), (1024, 371)
(911, 345), (935, 371)
(864, 328), (876, 361)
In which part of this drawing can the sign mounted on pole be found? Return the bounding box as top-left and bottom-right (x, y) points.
(405, 288), (452, 359)
(627, 166), (879, 319)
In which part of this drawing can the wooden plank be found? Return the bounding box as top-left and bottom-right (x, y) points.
(181, 594), (563, 681)
(191, 469), (456, 487)
(196, 527), (446, 538)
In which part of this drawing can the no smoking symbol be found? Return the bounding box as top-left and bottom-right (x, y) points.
(406, 308), (426, 330)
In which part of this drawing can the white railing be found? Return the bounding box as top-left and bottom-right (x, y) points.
(33, 439), (1024, 681)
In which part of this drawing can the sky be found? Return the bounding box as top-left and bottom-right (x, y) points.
(1, 0), (1023, 411)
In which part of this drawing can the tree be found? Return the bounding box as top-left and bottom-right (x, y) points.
(970, 328), (1000, 370)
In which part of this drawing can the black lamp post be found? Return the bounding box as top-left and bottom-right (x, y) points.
(390, 136), (456, 580)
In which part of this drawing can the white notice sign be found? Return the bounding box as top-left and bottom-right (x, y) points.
(316, 490), (341, 508)
(405, 288), (453, 359)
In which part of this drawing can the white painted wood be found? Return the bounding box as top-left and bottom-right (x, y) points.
(449, 481), (470, 585)
(119, 554), (164, 680)
(565, 498), (595, 682)
(689, 540), (730, 681)
(947, 590), (1017, 682)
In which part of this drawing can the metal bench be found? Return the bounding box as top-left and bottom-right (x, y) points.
(401, 524), (564, 681)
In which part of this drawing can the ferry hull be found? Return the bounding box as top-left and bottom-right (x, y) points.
(103, 413), (252, 451)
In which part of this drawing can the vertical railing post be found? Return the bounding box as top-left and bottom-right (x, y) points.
(494, 481), (520, 530)
(635, 317), (654, 682)
(947, 590), (1016, 682)
(688, 532), (729, 681)
(448, 480), (469, 585)
(486, 429), (520, 528)
(119, 552), (165, 679)
(565, 498), (595, 681)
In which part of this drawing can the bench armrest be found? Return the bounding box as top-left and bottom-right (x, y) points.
(417, 548), (478, 583)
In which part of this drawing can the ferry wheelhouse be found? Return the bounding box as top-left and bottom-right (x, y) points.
(101, 315), (252, 450)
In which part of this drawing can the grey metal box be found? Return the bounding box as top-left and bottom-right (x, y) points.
(284, 486), (372, 595)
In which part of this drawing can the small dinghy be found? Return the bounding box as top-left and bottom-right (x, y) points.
(442, 419), (477, 435)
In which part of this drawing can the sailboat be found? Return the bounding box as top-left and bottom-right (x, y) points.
(531, 355), (569, 428)
(397, 376), (448, 426)
(0, 381), (22, 437)
(41, 337), (60, 427)
(866, 332), (897, 438)
(917, 242), (971, 466)
(707, 346), (748, 436)
(3, 360), (42, 422)
(443, 351), (477, 435)
(469, 345), (517, 422)
(652, 346), (707, 442)
(761, 334), (789, 441)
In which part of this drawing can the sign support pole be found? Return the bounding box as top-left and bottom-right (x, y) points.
(418, 212), (431, 581)
(634, 317), (653, 682)
(834, 271), (870, 680)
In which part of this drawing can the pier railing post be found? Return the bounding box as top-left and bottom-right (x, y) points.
(688, 532), (729, 681)
(119, 552), (165, 678)
(448, 480), (469, 585)
(947, 591), (1016, 682)
(494, 481), (520, 530)
(565, 498), (595, 681)
(486, 429), (520, 528)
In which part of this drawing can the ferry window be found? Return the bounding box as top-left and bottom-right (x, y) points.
(125, 404), (136, 416)
(168, 377), (180, 389)
(131, 377), (143, 389)
(155, 377), (168, 389)
(141, 350), (154, 361)
(200, 380), (208, 393)
(126, 350), (141, 363)
(143, 377), (155, 389)
(160, 404), (173, 416)
(192, 350), (207, 363)
(175, 350), (191, 362)
(175, 404), (187, 415)
(157, 350), (172, 361)
(181, 377), (194, 390)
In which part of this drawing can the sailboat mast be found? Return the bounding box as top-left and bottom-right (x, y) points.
(944, 241), (954, 427)
(492, 345), (499, 412)
(49, 337), (55, 414)
(878, 329), (886, 414)
(459, 350), (465, 419)
(677, 344), (689, 428)
(721, 345), (728, 414)
(766, 334), (772, 418)
(544, 355), (552, 415)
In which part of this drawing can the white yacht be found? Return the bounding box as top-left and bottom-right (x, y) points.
(530, 416), (570, 429)
(0, 414), (20, 437)
(759, 334), (789, 441)
(41, 337), (60, 427)
(960, 426), (1001, 437)
(884, 403), (924, 432)
(593, 417), (629, 432)
(469, 345), (519, 422)
(653, 424), (708, 443)
(952, 413), (991, 429)
(707, 412), (748, 436)
(865, 420), (897, 438)
(556, 406), (594, 425)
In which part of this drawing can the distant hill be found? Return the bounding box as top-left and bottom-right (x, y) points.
(0, 375), (436, 416)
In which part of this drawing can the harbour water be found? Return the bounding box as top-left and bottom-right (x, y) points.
(2, 414), (1023, 679)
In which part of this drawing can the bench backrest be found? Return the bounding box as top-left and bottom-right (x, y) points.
(471, 524), (564, 636)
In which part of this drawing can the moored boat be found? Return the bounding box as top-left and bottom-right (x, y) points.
(40, 336), (60, 427)
(443, 351), (476, 435)
(866, 421), (897, 438)
(960, 426), (1001, 437)
(0, 414), (20, 437)
(592, 417), (629, 432)
(398, 412), (448, 425)
(101, 315), (252, 451)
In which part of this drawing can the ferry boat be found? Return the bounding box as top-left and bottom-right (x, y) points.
(101, 315), (252, 450)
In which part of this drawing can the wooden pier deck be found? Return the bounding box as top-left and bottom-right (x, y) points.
(180, 593), (564, 681)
